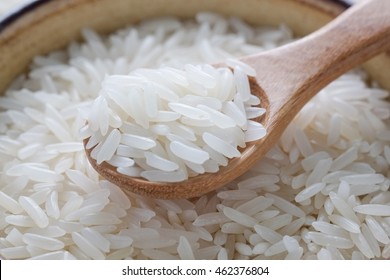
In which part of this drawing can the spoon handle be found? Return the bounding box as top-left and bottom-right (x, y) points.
(243, 0), (390, 121)
(290, 0), (390, 94)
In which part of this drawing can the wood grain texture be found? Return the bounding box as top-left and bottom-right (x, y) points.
(84, 0), (390, 199)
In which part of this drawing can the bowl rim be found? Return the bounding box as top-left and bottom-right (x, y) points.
(0, 0), (52, 32)
(0, 0), (352, 33)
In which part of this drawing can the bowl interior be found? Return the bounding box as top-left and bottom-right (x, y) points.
(1, 0), (390, 261)
(1, 0), (389, 95)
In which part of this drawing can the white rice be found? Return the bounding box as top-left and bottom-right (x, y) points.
(22, 233), (64, 251)
(0, 12), (390, 260)
(354, 204), (390, 216)
(83, 62), (265, 182)
(18, 196), (49, 229)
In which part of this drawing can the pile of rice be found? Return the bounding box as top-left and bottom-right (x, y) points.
(0, 12), (389, 260)
(83, 62), (266, 182)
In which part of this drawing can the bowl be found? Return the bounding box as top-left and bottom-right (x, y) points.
(1, 0), (390, 260)
(1, 0), (390, 93)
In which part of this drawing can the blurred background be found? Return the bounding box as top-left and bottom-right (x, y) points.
(0, 0), (26, 15)
(0, 0), (363, 17)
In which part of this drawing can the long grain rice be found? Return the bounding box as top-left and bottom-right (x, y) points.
(0, 11), (389, 260)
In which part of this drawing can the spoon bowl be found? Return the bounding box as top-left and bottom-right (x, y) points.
(84, 77), (269, 199)
(84, 0), (390, 199)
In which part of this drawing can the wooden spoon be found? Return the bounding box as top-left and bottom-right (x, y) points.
(84, 0), (390, 199)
